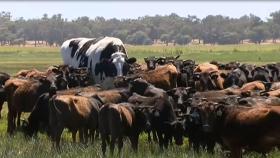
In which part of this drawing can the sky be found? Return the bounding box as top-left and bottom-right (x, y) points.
(1, 1), (280, 21)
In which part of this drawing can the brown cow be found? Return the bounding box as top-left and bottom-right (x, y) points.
(194, 63), (218, 73)
(99, 103), (150, 155)
(22, 85), (102, 137)
(194, 63), (224, 91)
(196, 103), (280, 158)
(7, 78), (54, 134)
(115, 63), (178, 90)
(4, 78), (29, 133)
(49, 95), (101, 148)
(15, 69), (39, 78)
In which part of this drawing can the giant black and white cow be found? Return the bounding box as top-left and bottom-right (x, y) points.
(60, 36), (136, 87)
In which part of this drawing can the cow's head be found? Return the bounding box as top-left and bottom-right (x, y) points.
(167, 87), (194, 113)
(128, 78), (150, 95)
(111, 52), (136, 76)
(239, 64), (255, 82)
(189, 102), (227, 134)
(223, 69), (243, 88)
(252, 66), (271, 82)
(144, 56), (157, 70)
(194, 72), (219, 91)
(95, 52), (136, 79)
(133, 106), (152, 133)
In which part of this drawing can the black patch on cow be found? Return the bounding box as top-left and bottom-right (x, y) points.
(69, 40), (81, 58)
(76, 36), (106, 67)
(99, 42), (126, 61)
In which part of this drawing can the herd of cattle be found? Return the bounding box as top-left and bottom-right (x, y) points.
(0, 37), (280, 158)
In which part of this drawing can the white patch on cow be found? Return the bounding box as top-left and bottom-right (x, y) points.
(111, 52), (126, 76)
(60, 36), (127, 84)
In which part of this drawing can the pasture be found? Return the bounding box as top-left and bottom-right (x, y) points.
(0, 44), (280, 158)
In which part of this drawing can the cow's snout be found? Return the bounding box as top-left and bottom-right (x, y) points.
(49, 86), (57, 96)
(202, 124), (211, 133)
(145, 121), (152, 132)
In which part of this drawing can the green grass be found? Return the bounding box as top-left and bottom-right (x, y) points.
(0, 44), (280, 157)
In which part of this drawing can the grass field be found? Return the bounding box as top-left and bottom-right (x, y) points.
(0, 44), (280, 158)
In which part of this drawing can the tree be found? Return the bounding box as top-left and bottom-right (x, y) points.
(248, 24), (269, 44)
(126, 31), (152, 45)
(217, 32), (239, 44)
(160, 34), (171, 45)
(174, 34), (192, 45)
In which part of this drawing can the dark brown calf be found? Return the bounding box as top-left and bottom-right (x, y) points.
(99, 103), (149, 155)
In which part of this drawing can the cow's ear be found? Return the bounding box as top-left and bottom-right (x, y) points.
(263, 82), (272, 91)
(184, 87), (192, 93)
(126, 57), (137, 64)
(51, 68), (61, 74)
(144, 57), (148, 63)
(193, 72), (200, 80)
(210, 73), (219, 80)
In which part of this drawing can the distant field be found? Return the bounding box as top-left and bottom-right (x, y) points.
(1, 44), (280, 75)
(0, 44), (280, 158)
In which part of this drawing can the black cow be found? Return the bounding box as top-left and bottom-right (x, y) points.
(223, 68), (248, 88)
(0, 72), (10, 85)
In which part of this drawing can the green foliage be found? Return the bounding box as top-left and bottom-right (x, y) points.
(1, 11), (280, 46)
(174, 34), (192, 45)
(126, 31), (153, 45)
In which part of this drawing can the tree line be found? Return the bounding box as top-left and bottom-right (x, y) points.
(0, 11), (280, 46)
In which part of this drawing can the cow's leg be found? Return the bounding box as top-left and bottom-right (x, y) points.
(163, 133), (172, 148)
(71, 130), (77, 143)
(83, 128), (89, 144)
(147, 131), (152, 142)
(110, 135), (117, 155)
(117, 135), (124, 154)
(16, 111), (22, 128)
(0, 100), (4, 119)
(130, 134), (139, 152)
(7, 111), (12, 134)
(152, 130), (158, 142)
(230, 146), (242, 158)
(7, 97), (13, 134)
(55, 126), (64, 149)
(101, 134), (108, 155)
(7, 100), (16, 134)
(157, 130), (164, 150)
(9, 109), (17, 134)
(206, 140), (215, 153)
(90, 129), (95, 144)
(95, 129), (100, 140)
(78, 128), (84, 143)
